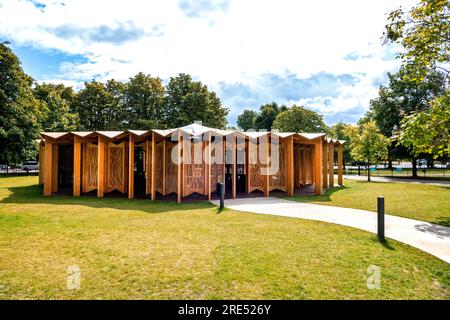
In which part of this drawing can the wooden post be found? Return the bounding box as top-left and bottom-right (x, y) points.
(51, 144), (59, 193)
(338, 143), (344, 186)
(264, 135), (270, 197)
(151, 132), (156, 201)
(177, 131), (182, 203)
(162, 140), (166, 196)
(322, 142), (328, 189)
(329, 142), (335, 188)
(145, 139), (151, 196)
(73, 136), (81, 196)
(314, 140), (323, 195)
(38, 142), (44, 185)
(310, 145), (315, 184)
(287, 136), (294, 196)
(97, 136), (105, 198)
(232, 134), (236, 199)
(301, 145), (306, 185)
(128, 135), (135, 199)
(43, 141), (53, 196)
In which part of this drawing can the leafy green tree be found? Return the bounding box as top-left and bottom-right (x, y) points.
(123, 72), (165, 129)
(237, 109), (257, 131)
(253, 102), (286, 131)
(164, 73), (228, 129)
(74, 80), (125, 130)
(0, 42), (40, 166)
(330, 121), (353, 167)
(384, 0), (449, 83)
(33, 83), (78, 132)
(272, 105), (328, 133)
(399, 91), (450, 158)
(345, 121), (390, 181)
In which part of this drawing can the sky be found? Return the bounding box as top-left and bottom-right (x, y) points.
(0, 0), (417, 126)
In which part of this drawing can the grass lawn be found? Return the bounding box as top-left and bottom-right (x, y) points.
(0, 176), (449, 299)
(289, 180), (450, 227)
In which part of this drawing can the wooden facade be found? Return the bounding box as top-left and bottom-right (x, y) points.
(40, 123), (345, 202)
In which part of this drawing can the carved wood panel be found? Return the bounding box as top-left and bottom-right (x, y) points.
(106, 142), (125, 193)
(83, 142), (98, 193)
(248, 140), (264, 193)
(144, 140), (152, 195)
(184, 140), (205, 197)
(210, 146), (224, 194)
(305, 146), (312, 184)
(155, 141), (164, 194)
(165, 141), (177, 195)
(269, 142), (286, 192)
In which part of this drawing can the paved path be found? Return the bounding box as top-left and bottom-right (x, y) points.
(343, 174), (450, 187)
(211, 197), (450, 263)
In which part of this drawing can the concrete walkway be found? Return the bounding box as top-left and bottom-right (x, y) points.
(343, 174), (450, 187)
(211, 197), (450, 263)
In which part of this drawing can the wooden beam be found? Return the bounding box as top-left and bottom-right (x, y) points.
(73, 136), (81, 196)
(43, 141), (53, 196)
(287, 136), (294, 196)
(329, 142), (335, 188)
(151, 132), (156, 200)
(51, 144), (59, 193)
(97, 136), (105, 197)
(322, 142), (328, 189)
(338, 144), (344, 186)
(128, 134), (135, 199)
(232, 134), (236, 199)
(177, 131), (182, 203)
(264, 135), (270, 197)
(314, 141), (323, 195)
(38, 142), (44, 185)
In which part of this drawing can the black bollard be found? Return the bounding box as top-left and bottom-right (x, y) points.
(218, 182), (225, 210)
(377, 196), (385, 241)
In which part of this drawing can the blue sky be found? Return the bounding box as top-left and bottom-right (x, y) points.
(0, 0), (414, 126)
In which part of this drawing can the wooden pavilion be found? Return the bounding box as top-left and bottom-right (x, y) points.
(39, 123), (344, 202)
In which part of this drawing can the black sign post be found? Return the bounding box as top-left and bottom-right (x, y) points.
(377, 196), (385, 242)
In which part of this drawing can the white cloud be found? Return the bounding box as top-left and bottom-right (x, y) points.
(0, 0), (417, 124)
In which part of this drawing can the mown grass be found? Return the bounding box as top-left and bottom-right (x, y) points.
(0, 176), (449, 299)
(288, 180), (450, 227)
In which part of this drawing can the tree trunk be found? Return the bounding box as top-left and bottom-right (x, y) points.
(387, 160), (393, 169)
(412, 158), (418, 178)
(367, 162), (371, 182)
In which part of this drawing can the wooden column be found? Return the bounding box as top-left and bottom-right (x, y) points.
(264, 135), (270, 197)
(177, 131), (182, 203)
(329, 142), (335, 188)
(51, 144), (59, 193)
(97, 136), (105, 198)
(207, 132), (212, 200)
(287, 136), (294, 196)
(145, 139), (151, 196)
(128, 135), (135, 199)
(338, 144), (344, 186)
(38, 142), (44, 185)
(310, 145), (315, 184)
(232, 134), (236, 199)
(301, 146), (306, 185)
(322, 142), (328, 189)
(314, 141), (323, 195)
(73, 136), (81, 196)
(151, 132), (156, 201)
(43, 141), (53, 196)
(162, 140), (166, 196)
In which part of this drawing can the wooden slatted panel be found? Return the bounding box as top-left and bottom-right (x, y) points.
(106, 142), (125, 193)
(165, 141), (177, 195)
(155, 141), (164, 195)
(83, 142), (98, 193)
(269, 142), (287, 192)
(248, 138), (264, 193)
(184, 139), (205, 197)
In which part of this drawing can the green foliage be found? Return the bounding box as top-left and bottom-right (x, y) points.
(272, 105), (328, 133)
(253, 102), (284, 131)
(33, 83), (78, 132)
(0, 42), (40, 165)
(330, 121), (353, 162)
(345, 121), (390, 181)
(399, 91), (450, 158)
(384, 0), (450, 83)
(237, 109), (257, 131)
(164, 73), (229, 129)
(123, 72), (165, 129)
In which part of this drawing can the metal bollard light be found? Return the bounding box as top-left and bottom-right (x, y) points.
(218, 182), (225, 210)
(377, 196), (385, 241)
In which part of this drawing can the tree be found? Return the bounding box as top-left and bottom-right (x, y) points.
(73, 80), (125, 130)
(384, 0), (449, 83)
(253, 102), (285, 131)
(399, 91), (450, 158)
(33, 83), (78, 132)
(123, 73), (165, 129)
(237, 109), (257, 131)
(272, 105), (329, 133)
(330, 121), (353, 167)
(164, 73), (229, 128)
(0, 42), (40, 166)
(345, 121), (390, 181)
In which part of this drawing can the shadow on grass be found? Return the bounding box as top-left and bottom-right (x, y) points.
(0, 184), (215, 214)
(285, 185), (349, 204)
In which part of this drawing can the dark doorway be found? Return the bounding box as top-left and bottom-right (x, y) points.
(225, 164), (233, 196)
(236, 163), (246, 193)
(134, 147), (146, 196)
(58, 145), (73, 190)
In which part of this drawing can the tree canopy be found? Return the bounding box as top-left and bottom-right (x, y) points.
(237, 109), (258, 131)
(272, 105), (328, 133)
